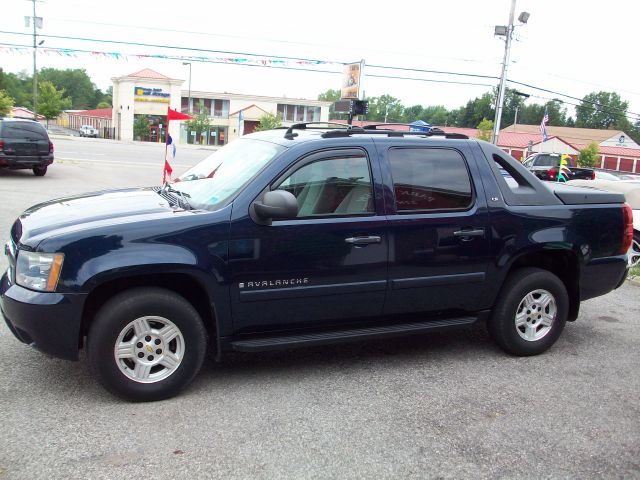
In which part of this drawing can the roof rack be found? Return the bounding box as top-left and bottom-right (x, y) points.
(280, 121), (354, 140)
(278, 121), (468, 140)
(320, 128), (468, 140)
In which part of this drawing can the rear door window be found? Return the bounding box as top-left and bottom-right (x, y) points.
(388, 148), (473, 212)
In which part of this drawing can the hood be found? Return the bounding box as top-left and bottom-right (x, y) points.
(11, 187), (184, 248)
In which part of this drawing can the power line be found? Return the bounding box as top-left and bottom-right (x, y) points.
(366, 74), (495, 88)
(2, 31), (638, 121)
(508, 79), (640, 119)
(45, 17), (499, 66)
(0, 30), (343, 65)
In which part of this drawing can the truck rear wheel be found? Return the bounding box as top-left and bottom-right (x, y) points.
(87, 287), (207, 401)
(488, 267), (568, 356)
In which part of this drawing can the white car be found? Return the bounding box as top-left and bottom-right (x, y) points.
(79, 125), (98, 138)
(570, 179), (640, 267)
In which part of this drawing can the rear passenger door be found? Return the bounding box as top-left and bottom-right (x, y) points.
(378, 143), (493, 316)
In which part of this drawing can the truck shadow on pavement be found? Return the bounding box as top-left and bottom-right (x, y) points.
(16, 319), (588, 403)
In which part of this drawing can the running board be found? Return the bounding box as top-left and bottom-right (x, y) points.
(228, 316), (477, 352)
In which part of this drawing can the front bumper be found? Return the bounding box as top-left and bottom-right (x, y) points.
(1, 271), (86, 360)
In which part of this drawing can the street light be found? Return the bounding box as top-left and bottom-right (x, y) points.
(513, 90), (530, 129)
(182, 62), (191, 113)
(491, 0), (530, 145)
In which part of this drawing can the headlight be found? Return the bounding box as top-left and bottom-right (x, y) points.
(16, 251), (64, 292)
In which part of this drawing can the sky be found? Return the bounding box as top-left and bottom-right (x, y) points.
(2, 0), (639, 122)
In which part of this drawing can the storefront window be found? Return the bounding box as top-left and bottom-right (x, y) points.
(277, 104), (320, 123)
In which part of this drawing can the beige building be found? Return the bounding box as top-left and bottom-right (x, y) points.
(110, 68), (331, 145)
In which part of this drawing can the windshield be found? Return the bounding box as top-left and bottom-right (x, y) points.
(170, 138), (286, 209)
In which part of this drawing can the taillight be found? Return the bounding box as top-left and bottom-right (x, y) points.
(591, 170), (596, 180)
(49, 141), (54, 154)
(621, 203), (634, 254)
(548, 167), (556, 180)
(0, 140), (4, 151)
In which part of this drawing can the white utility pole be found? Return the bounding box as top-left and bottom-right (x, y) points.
(25, 0), (43, 120)
(491, 0), (516, 145)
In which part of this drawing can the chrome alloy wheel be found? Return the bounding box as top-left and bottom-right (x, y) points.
(114, 316), (184, 384)
(514, 289), (557, 342)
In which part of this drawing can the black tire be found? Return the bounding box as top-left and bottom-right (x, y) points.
(487, 267), (568, 356)
(33, 166), (47, 176)
(87, 287), (208, 402)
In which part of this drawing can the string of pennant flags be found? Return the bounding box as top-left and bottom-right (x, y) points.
(0, 44), (342, 69)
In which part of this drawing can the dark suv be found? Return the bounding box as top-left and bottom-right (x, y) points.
(0, 118), (54, 176)
(0, 123), (631, 401)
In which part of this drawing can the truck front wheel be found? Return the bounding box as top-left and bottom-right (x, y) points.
(488, 268), (568, 356)
(87, 287), (207, 401)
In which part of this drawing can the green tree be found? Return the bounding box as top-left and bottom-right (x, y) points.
(37, 81), (72, 125)
(133, 115), (150, 141)
(39, 68), (101, 109)
(185, 102), (211, 143)
(518, 100), (566, 127)
(0, 89), (14, 117)
(421, 105), (449, 126)
(0, 69), (32, 108)
(576, 91), (628, 129)
(578, 142), (600, 168)
(96, 101), (111, 109)
(500, 88), (528, 127)
(318, 89), (346, 120)
(402, 105), (424, 123)
(453, 91), (494, 128)
(476, 118), (493, 141)
(366, 95), (403, 122)
(255, 112), (282, 132)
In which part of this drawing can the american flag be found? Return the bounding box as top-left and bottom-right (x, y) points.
(540, 107), (549, 142)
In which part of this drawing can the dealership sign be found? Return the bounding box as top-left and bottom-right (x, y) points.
(341, 61), (363, 100)
(134, 86), (171, 103)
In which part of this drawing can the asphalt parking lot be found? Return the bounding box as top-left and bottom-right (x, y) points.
(1, 147), (639, 479)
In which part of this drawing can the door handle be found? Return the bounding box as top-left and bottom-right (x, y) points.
(345, 236), (382, 245)
(453, 228), (485, 240)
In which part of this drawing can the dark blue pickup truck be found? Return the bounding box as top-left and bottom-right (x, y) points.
(1, 124), (633, 401)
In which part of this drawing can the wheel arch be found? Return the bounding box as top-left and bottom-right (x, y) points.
(80, 272), (219, 353)
(505, 248), (581, 322)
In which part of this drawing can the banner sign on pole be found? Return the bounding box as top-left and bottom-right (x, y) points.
(341, 61), (362, 100)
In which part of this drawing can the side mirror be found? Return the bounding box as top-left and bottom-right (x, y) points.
(253, 190), (298, 220)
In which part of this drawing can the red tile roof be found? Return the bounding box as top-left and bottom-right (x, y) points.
(127, 68), (170, 80)
(74, 108), (112, 118)
(229, 104), (269, 117)
(11, 106), (45, 120)
(496, 132), (545, 148)
(572, 144), (640, 158)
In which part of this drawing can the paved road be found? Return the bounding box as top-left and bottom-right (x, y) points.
(52, 136), (214, 170)
(0, 161), (639, 479)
